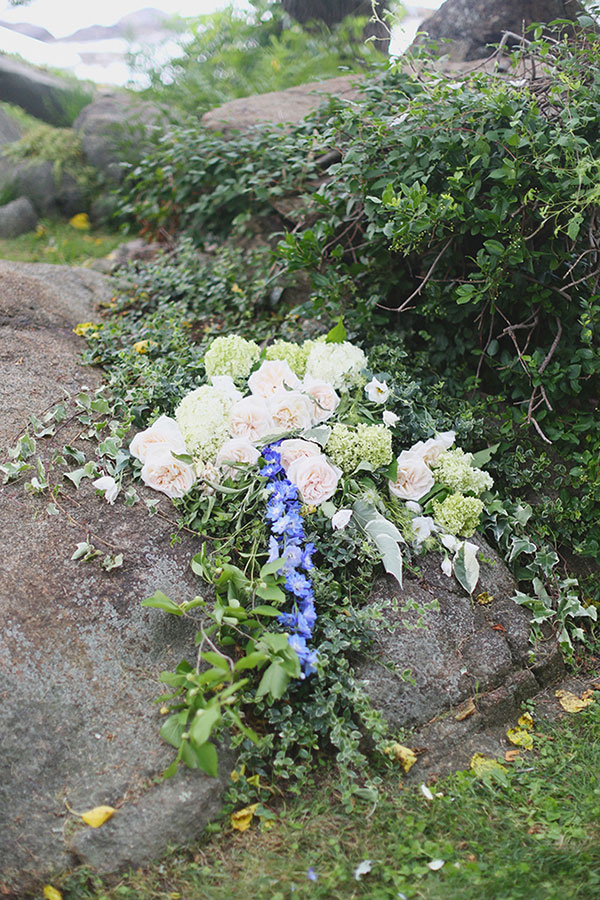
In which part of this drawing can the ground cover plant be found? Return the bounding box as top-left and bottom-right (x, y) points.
(42, 691), (600, 899)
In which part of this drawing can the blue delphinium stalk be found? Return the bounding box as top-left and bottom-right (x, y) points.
(260, 443), (317, 677)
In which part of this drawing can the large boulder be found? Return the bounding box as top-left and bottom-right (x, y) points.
(73, 91), (165, 183)
(359, 536), (563, 777)
(0, 196), (36, 237)
(201, 74), (365, 132)
(0, 54), (93, 126)
(0, 156), (86, 217)
(412, 0), (588, 61)
(0, 262), (231, 892)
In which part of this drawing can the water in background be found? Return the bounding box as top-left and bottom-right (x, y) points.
(0, 2), (442, 88)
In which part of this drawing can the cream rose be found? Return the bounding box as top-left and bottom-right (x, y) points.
(408, 431), (455, 466)
(229, 396), (274, 442)
(215, 437), (260, 478)
(279, 438), (322, 473)
(269, 390), (313, 433)
(287, 454), (341, 506)
(389, 450), (435, 501)
(129, 414), (187, 463)
(141, 446), (196, 499)
(248, 359), (301, 399)
(303, 375), (340, 424)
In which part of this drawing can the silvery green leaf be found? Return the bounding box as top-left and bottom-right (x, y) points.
(370, 530), (403, 587)
(300, 425), (331, 448)
(453, 542), (480, 595)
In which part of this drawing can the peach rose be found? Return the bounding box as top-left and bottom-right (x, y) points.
(269, 390), (313, 433)
(287, 454), (341, 506)
(229, 396), (274, 442)
(215, 437), (260, 478)
(408, 431), (455, 466)
(141, 446), (196, 498)
(129, 414), (187, 463)
(303, 375), (340, 424)
(279, 438), (322, 473)
(389, 450), (435, 501)
(248, 359), (300, 399)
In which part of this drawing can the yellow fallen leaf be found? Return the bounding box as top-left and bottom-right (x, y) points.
(455, 698), (476, 721)
(555, 689), (595, 713)
(43, 887), (63, 900)
(69, 212), (91, 230)
(73, 322), (98, 336)
(231, 803), (258, 832)
(470, 754), (507, 777)
(80, 805), (116, 828)
(475, 591), (494, 605)
(133, 340), (150, 354)
(506, 727), (534, 750)
(246, 774), (261, 787)
(231, 283), (243, 294)
(518, 712), (534, 729)
(384, 743), (417, 773)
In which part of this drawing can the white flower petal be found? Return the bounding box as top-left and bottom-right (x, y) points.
(92, 475), (119, 504)
(441, 556), (453, 577)
(382, 410), (399, 427)
(331, 508), (353, 530)
(427, 859), (445, 871)
(365, 377), (390, 404)
(353, 860), (373, 880)
(419, 783), (434, 801)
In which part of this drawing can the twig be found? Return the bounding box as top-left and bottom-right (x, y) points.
(376, 237), (452, 313)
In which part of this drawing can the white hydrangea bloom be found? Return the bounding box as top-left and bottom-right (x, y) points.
(304, 341), (367, 390)
(175, 384), (231, 462)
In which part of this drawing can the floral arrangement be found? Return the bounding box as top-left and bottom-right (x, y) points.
(96, 325), (497, 778)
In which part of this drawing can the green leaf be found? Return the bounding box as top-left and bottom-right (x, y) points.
(201, 651), (231, 671)
(141, 590), (183, 616)
(65, 467), (88, 488)
(260, 559), (284, 579)
(300, 425), (331, 447)
(160, 713), (186, 749)
(453, 542), (480, 595)
(256, 661), (290, 699)
(252, 605), (283, 617)
(234, 651), (269, 671)
(370, 530), (403, 587)
(386, 458), (398, 482)
(325, 316), (347, 343)
(191, 741), (218, 777)
(189, 705), (221, 746)
(255, 583), (286, 603)
(470, 443), (499, 468)
(172, 452), (194, 464)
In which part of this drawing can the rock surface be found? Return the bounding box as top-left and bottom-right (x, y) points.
(0, 263), (232, 892)
(73, 92), (165, 183)
(0, 195), (37, 238)
(0, 157), (86, 217)
(358, 535), (563, 776)
(0, 53), (93, 126)
(201, 74), (365, 132)
(412, 0), (587, 61)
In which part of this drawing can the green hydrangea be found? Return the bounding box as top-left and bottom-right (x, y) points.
(265, 340), (308, 377)
(432, 493), (484, 537)
(204, 334), (260, 380)
(326, 423), (393, 473)
(357, 424), (393, 469)
(175, 385), (231, 462)
(432, 448), (493, 496)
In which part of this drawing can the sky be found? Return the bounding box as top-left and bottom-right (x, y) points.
(1, 0), (443, 38)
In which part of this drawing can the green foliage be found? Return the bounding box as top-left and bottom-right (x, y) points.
(2, 121), (98, 193)
(116, 23), (600, 567)
(0, 218), (121, 265)
(130, 0), (384, 116)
